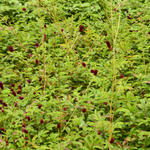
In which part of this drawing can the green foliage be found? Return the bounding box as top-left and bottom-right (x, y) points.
(0, 0), (150, 149)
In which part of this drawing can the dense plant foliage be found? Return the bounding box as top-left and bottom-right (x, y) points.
(0, 0), (150, 149)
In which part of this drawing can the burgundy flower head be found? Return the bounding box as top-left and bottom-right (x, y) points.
(8, 46), (14, 52)
(35, 59), (39, 65)
(35, 43), (39, 48)
(44, 24), (47, 28)
(22, 8), (26, 11)
(25, 116), (30, 121)
(17, 90), (21, 94)
(54, 32), (56, 34)
(19, 96), (24, 100)
(38, 104), (42, 109)
(11, 83), (15, 87)
(27, 79), (31, 83)
(22, 128), (28, 133)
(3, 102), (7, 107)
(104, 102), (108, 105)
(40, 119), (44, 124)
(127, 16), (132, 19)
(79, 25), (85, 32)
(106, 40), (113, 50)
(0, 99), (3, 104)
(14, 102), (18, 107)
(39, 76), (42, 81)
(11, 90), (17, 96)
(61, 28), (64, 32)
(44, 34), (47, 41)
(82, 108), (87, 113)
(57, 123), (61, 129)
(91, 70), (98, 76)
(18, 85), (22, 89)
(110, 137), (115, 144)
(120, 74), (124, 79)
(97, 131), (102, 135)
(63, 107), (67, 111)
(0, 81), (4, 89)
(82, 62), (86, 67)
(0, 128), (6, 132)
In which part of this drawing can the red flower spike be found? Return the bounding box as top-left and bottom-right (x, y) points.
(22, 8), (26, 11)
(98, 131), (102, 135)
(79, 25), (84, 32)
(8, 46), (14, 52)
(0, 81), (4, 89)
(57, 123), (61, 129)
(0, 99), (3, 104)
(127, 16), (132, 19)
(82, 108), (87, 113)
(38, 104), (42, 109)
(40, 119), (44, 124)
(27, 80), (31, 83)
(22, 128), (28, 133)
(63, 107), (67, 111)
(19, 96), (24, 100)
(35, 59), (39, 65)
(14, 102), (18, 107)
(120, 74), (124, 79)
(82, 62), (86, 67)
(110, 137), (115, 144)
(39, 76), (42, 81)
(12, 90), (17, 96)
(25, 116), (30, 121)
(93, 70), (98, 76)
(35, 43), (39, 48)
(104, 102), (108, 105)
(17, 90), (21, 94)
(44, 34), (47, 41)
(106, 40), (112, 50)
(44, 24), (47, 28)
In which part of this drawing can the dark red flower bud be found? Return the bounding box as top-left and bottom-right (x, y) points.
(38, 104), (42, 109)
(5, 140), (8, 146)
(12, 90), (17, 96)
(82, 108), (87, 113)
(25, 141), (28, 145)
(44, 34), (47, 41)
(63, 107), (67, 111)
(57, 123), (61, 129)
(0, 107), (2, 110)
(40, 119), (44, 124)
(39, 76), (42, 81)
(106, 40), (112, 50)
(18, 85), (22, 89)
(93, 70), (98, 76)
(27, 80), (31, 83)
(54, 32), (56, 34)
(24, 137), (28, 140)
(11, 83), (15, 87)
(97, 131), (102, 135)
(22, 128), (28, 133)
(110, 137), (115, 143)
(35, 43), (39, 48)
(22, 123), (26, 128)
(8, 46), (14, 52)
(22, 8), (26, 11)
(1, 108), (4, 112)
(14, 102), (18, 107)
(79, 25), (84, 32)
(3, 102), (7, 107)
(8, 94), (10, 96)
(0, 99), (3, 104)
(104, 102), (108, 105)
(82, 62), (86, 67)
(25, 116), (30, 121)
(120, 74), (124, 79)
(127, 16), (132, 19)
(0, 81), (4, 89)
(113, 8), (117, 12)
(129, 30), (133, 32)
(33, 92), (36, 95)
(17, 90), (21, 94)
(19, 96), (24, 100)
(61, 28), (64, 32)
(44, 24), (47, 28)
(35, 59), (39, 65)
(0, 128), (6, 132)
